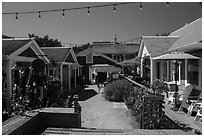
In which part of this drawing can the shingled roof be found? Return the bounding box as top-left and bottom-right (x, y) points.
(2, 39), (32, 55)
(76, 47), (118, 64)
(90, 43), (140, 55)
(168, 18), (202, 52)
(41, 47), (71, 62)
(139, 36), (179, 58)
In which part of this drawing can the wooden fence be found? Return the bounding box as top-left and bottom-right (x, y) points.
(125, 77), (166, 129)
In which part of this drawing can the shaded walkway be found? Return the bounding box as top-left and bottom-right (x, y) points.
(77, 86), (98, 101)
(78, 85), (139, 129)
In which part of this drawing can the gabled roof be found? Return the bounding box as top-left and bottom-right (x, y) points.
(41, 47), (71, 62)
(138, 36), (179, 58)
(90, 43), (140, 54)
(76, 47), (101, 57)
(2, 39), (32, 55)
(76, 47), (118, 64)
(168, 18), (202, 52)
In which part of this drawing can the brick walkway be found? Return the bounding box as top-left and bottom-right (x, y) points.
(78, 85), (139, 130)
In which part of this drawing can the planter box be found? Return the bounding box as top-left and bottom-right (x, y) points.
(2, 108), (81, 135)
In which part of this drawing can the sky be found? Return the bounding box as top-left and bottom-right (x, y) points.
(2, 1), (202, 46)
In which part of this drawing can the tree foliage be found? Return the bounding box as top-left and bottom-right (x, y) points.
(73, 43), (90, 54)
(28, 34), (62, 47)
(156, 33), (170, 36)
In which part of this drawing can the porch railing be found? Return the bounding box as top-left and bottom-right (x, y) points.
(124, 77), (166, 129)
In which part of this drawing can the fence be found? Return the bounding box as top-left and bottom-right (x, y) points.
(141, 95), (165, 129)
(125, 77), (166, 129)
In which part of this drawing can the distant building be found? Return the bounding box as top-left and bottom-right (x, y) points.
(41, 47), (80, 92)
(76, 47), (119, 84)
(90, 36), (140, 62)
(76, 36), (140, 84)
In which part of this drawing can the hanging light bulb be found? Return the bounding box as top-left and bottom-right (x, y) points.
(113, 4), (116, 13)
(87, 7), (90, 15)
(62, 9), (65, 17)
(167, 2), (170, 7)
(38, 11), (41, 19)
(140, 2), (143, 11)
(15, 13), (18, 20)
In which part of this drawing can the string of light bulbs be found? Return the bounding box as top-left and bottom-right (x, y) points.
(3, 2), (134, 19)
(3, 2), (170, 20)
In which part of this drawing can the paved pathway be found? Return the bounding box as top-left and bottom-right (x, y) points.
(78, 85), (139, 130)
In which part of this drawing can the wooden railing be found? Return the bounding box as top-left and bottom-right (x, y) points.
(124, 77), (148, 90)
(124, 77), (166, 129)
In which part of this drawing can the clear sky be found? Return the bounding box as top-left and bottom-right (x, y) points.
(2, 1), (202, 46)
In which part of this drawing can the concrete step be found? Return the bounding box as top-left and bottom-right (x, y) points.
(42, 127), (195, 135)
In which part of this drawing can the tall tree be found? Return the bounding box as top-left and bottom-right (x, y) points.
(28, 34), (62, 47)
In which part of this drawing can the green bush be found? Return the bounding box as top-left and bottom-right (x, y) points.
(104, 79), (133, 102)
(151, 80), (169, 95)
(124, 79), (167, 123)
(124, 86), (147, 122)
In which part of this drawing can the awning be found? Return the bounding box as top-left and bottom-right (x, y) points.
(152, 52), (200, 60)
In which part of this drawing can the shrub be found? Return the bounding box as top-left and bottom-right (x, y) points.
(124, 86), (148, 122)
(46, 76), (63, 107)
(104, 79), (133, 102)
(47, 76), (62, 99)
(151, 80), (169, 95)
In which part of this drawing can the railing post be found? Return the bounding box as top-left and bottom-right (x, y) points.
(140, 95), (145, 129)
(73, 95), (79, 113)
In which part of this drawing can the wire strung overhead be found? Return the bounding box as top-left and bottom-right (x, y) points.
(3, 2), (172, 20)
(3, 2), (135, 17)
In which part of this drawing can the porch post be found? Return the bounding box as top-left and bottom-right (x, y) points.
(6, 59), (13, 114)
(150, 59), (154, 84)
(140, 57), (144, 77)
(178, 61), (181, 84)
(167, 61), (169, 81)
(68, 65), (71, 92)
(75, 69), (77, 88)
(78, 68), (80, 76)
(60, 64), (63, 90)
(184, 59), (187, 86)
(160, 60), (164, 80)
